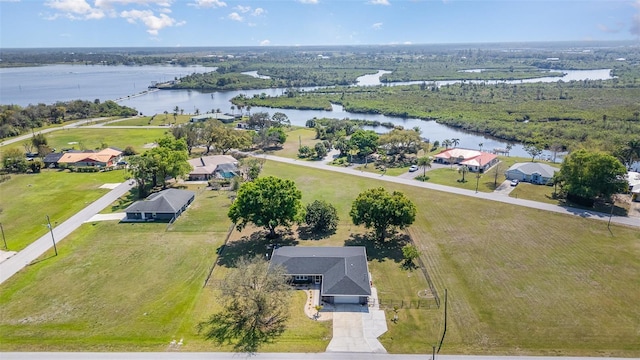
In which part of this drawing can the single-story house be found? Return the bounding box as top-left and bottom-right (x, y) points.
(433, 148), (499, 173)
(269, 246), (371, 305)
(57, 147), (123, 168)
(187, 155), (239, 181)
(124, 188), (195, 222)
(505, 162), (559, 185)
(43, 152), (64, 168)
(189, 113), (235, 123)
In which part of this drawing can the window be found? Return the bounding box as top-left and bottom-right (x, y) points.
(294, 275), (308, 281)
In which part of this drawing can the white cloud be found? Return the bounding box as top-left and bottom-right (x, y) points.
(190, 0), (226, 8)
(259, 39), (270, 46)
(233, 5), (265, 16)
(235, 5), (251, 13)
(228, 12), (243, 21)
(372, 22), (382, 30)
(298, 0), (318, 3)
(369, 0), (389, 5)
(120, 9), (178, 35)
(44, 0), (105, 19)
(95, 0), (172, 7)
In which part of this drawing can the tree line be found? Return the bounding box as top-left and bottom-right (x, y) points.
(0, 100), (138, 139)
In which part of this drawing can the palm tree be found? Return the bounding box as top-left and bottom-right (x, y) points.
(230, 105), (235, 115)
(478, 142), (484, 152)
(451, 138), (460, 148)
(417, 156), (432, 178)
(618, 138), (640, 169)
(505, 144), (513, 157)
(443, 139), (452, 149)
(458, 165), (469, 182)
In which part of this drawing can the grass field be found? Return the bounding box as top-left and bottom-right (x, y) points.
(267, 127), (320, 159)
(0, 160), (638, 355)
(0, 170), (127, 251)
(105, 115), (192, 127)
(17, 128), (169, 153)
(261, 161), (640, 356)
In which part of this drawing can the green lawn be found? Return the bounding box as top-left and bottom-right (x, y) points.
(31, 128), (167, 153)
(0, 170), (127, 251)
(0, 186), (331, 352)
(268, 127), (320, 160)
(105, 115), (192, 127)
(1, 160), (638, 356)
(509, 181), (559, 204)
(262, 161), (640, 356)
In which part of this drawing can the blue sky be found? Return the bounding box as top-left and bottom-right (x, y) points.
(1, 0), (639, 48)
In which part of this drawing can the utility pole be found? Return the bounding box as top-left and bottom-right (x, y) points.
(0, 222), (7, 249)
(475, 160), (482, 193)
(437, 288), (448, 353)
(607, 200), (615, 229)
(46, 215), (58, 256)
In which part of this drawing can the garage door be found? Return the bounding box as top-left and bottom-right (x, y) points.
(333, 296), (360, 304)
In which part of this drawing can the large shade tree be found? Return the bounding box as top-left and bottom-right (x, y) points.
(557, 149), (628, 202)
(198, 256), (291, 352)
(378, 128), (422, 156)
(349, 129), (378, 165)
(350, 187), (417, 241)
(127, 136), (191, 197)
(305, 200), (339, 234)
(228, 176), (302, 238)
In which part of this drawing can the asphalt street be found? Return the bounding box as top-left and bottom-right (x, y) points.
(261, 154), (639, 229)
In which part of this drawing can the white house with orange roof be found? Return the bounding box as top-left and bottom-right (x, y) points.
(433, 148), (499, 173)
(57, 147), (123, 168)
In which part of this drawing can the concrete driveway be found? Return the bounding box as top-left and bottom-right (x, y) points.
(326, 288), (387, 353)
(493, 179), (516, 195)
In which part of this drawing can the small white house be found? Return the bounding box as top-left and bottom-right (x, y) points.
(505, 162), (559, 185)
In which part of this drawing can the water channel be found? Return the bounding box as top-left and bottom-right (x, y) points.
(0, 65), (613, 160)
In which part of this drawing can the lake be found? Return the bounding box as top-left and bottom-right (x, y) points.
(0, 65), (613, 160)
(0, 64), (210, 106)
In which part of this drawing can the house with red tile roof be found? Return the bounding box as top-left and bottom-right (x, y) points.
(57, 148), (123, 168)
(433, 148), (499, 173)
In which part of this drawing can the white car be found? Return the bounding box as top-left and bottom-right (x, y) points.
(409, 165), (419, 172)
(510, 179), (519, 186)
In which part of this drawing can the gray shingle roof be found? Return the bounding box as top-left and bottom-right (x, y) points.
(270, 247), (371, 297)
(125, 189), (195, 214)
(507, 162), (558, 178)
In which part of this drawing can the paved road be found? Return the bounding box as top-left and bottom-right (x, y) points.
(1, 353), (634, 360)
(0, 181), (135, 285)
(261, 154), (639, 228)
(0, 118), (109, 147)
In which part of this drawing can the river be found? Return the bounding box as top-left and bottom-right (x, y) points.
(0, 65), (613, 160)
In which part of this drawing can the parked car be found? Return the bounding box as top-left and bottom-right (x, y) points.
(510, 179), (519, 186)
(409, 165), (419, 172)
